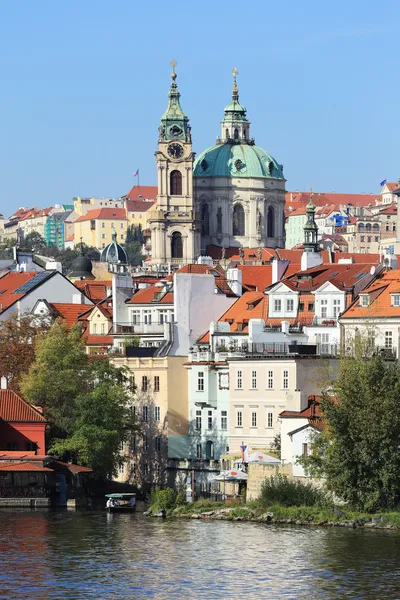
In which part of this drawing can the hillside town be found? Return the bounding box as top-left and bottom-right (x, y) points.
(1, 64), (400, 504)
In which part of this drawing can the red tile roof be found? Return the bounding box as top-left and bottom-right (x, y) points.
(0, 272), (40, 313)
(125, 185), (158, 202)
(238, 265), (273, 291)
(384, 182), (398, 192)
(128, 286), (174, 304)
(286, 191), (380, 209)
(379, 204), (397, 215)
(126, 199), (156, 213)
(73, 280), (112, 303)
(0, 390), (46, 422)
(341, 269), (400, 319)
(74, 208), (127, 223)
(0, 462), (53, 472)
(85, 335), (114, 345)
(280, 263), (376, 293)
(175, 264), (235, 296)
(51, 461), (93, 473)
(49, 303), (90, 329)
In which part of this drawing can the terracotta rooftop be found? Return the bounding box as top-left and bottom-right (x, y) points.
(238, 265), (273, 292)
(286, 191), (380, 209)
(126, 199), (156, 213)
(75, 208), (127, 223)
(128, 286), (174, 304)
(0, 390), (47, 422)
(0, 271), (55, 313)
(341, 269), (400, 319)
(51, 461), (93, 473)
(0, 462), (53, 472)
(280, 396), (324, 431)
(50, 303), (91, 329)
(73, 280), (112, 303)
(278, 263), (377, 293)
(125, 185), (158, 202)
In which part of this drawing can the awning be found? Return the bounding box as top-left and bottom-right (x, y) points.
(247, 452), (281, 465)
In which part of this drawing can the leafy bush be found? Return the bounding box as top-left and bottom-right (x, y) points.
(259, 474), (327, 508)
(150, 488), (177, 510)
(175, 492), (186, 506)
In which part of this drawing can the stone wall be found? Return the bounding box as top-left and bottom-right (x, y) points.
(0, 498), (51, 508)
(246, 463), (292, 501)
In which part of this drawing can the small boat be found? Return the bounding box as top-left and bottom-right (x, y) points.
(105, 493), (136, 512)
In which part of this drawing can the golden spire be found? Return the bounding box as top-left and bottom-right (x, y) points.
(170, 59), (177, 81)
(232, 66), (238, 93)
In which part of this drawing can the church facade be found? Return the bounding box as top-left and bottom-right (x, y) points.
(149, 64), (286, 264)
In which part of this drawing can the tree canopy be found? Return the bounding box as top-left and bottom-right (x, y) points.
(21, 321), (136, 479)
(302, 341), (400, 511)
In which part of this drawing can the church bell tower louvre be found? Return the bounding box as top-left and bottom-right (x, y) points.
(149, 60), (201, 265)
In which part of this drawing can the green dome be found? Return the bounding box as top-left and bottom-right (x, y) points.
(193, 143), (284, 180)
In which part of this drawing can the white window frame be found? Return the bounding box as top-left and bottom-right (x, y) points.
(221, 410), (227, 430)
(385, 331), (393, 349)
(251, 411), (257, 427)
(208, 410), (213, 430)
(267, 370), (273, 389)
(236, 410), (243, 427)
(283, 370), (289, 390)
(286, 298), (294, 312)
(273, 298), (281, 312)
(154, 406), (160, 422)
(267, 411), (273, 428)
(195, 410), (202, 431)
(198, 371), (205, 392)
(251, 370), (257, 390)
(237, 370), (243, 390)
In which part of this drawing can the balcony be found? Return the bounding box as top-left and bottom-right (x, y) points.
(375, 346), (397, 360)
(191, 342), (339, 360)
(311, 316), (339, 327)
(113, 322), (166, 335)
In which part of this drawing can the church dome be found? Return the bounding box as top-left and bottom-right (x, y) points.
(193, 142), (284, 180)
(100, 231), (128, 264)
(69, 254), (94, 279)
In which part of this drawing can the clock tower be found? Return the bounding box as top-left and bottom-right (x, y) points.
(149, 61), (201, 265)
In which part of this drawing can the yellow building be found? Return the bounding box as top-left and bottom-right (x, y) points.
(73, 196), (125, 217)
(73, 208), (128, 250)
(124, 185), (157, 230)
(111, 354), (188, 488)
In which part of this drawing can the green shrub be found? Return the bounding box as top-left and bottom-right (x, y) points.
(175, 492), (186, 506)
(150, 488), (177, 510)
(259, 474), (327, 508)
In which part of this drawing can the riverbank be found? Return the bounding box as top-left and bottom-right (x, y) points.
(146, 500), (400, 530)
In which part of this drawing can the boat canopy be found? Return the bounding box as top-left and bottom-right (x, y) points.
(105, 493), (136, 499)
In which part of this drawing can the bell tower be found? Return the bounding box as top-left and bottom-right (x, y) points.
(149, 60), (201, 265)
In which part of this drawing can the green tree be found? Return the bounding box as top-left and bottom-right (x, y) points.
(23, 231), (47, 253)
(21, 321), (137, 479)
(124, 240), (144, 266)
(301, 341), (400, 511)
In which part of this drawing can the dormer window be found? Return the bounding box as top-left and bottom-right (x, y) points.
(392, 294), (400, 307)
(360, 295), (370, 307)
(273, 299), (281, 311)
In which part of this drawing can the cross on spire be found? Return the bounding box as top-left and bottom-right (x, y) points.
(232, 66), (238, 92)
(170, 59), (177, 81)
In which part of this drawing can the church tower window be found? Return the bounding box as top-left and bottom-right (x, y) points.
(217, 207), (223, 234)
(171, 232), (183, 258)
(225, 128), (229, 139)
(202, 204), (210, 235)
(267, 206), (275, 237)
(233, 204), (245, 236)
(234, 128), (239, 140)
(170, 170), (182, 195)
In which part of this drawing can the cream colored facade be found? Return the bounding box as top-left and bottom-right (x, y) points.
(111, 355), (189, 486)
(73, 214), (128, 250)
(227, 357), (336, 454)
(73, 196), (125, 217)
(0, 214), (4, 244)
(126, 202), (155, 231)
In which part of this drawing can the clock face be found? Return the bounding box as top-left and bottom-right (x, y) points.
(168, 143), (184, 159)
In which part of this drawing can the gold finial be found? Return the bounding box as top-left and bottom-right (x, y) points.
(310, 184), (313, 196)
(232, 66), (238, 92)
(170, 59), (177, 81)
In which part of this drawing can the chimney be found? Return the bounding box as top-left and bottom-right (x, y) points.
(271, 258), (290, 284)
(227, 268), (243, 297)
(0, 376), (7, 390)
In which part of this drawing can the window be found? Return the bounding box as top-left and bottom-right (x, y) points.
(274, 299), (281, 312)
(154, 376), (160, 392)
(90, 220), (95, 230)
(144, 464), (150, 476)
(235, 370), (243, 390)
(221, 411), (227, 430)
(131, 311), (140, 325)
(101, 323), (105, 334)
(308, 302), (314, 312)
(267, 411), (273, 428)
(129, 375), (135, 390)
(236, 410), (243, 427)
(375, 236), (379, 242)
(170, 170), (182, 195)
(142, 376), (148, 392)
(251, 370), (257, 389)
(120, 222), (124, 228)
(202, 204), (210, 236)
(154, 406), (160, 422)
(234, 128), (239, 140)
(321, 299), (328, 318)
(251, 411), (257, 427)
(333, 299), (341, 317)
(267, 370), (274, 389)
(385, 331), (393, 349)
(121, 235), (124, 240)
(154, 437), (161, 452)
(196, 443), (202, 459)
(93, 323), (97, 334)
(217, 207), (223, 234)
(361, 236), (365, 242)
(198, 372), (204, 391)
(142, 405), (148, 422)
(299, 302), (304, 311)
(131, 435), (137, 451)
(143, 436), (149, 451)
(233, 204), (245, 236)
(393, 295), (400, 307)
(195, 410), (202, 431)
(143, 311), (152, 325)
(171, 231), (183, 259)
(102, 222), (105, 228)
(111, 222), (114, 228)
(208, 410), (213, 430)
(367, 236), (371, 243)
(286, 298), (294, 312)
(102, 233), (106, 239)
(267, 206), (275, 237)
(302, 443), (308, 457)
(283, 370), (289, 389)
(119, 463), (125, 474)
(360, 295), (369, 307)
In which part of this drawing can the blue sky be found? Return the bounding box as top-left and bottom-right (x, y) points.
(1, 1), (399, 216)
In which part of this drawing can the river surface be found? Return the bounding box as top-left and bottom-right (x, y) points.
(1, 510), (400, 599)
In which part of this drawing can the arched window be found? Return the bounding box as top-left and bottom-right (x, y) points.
(234, 128), (239, 140)
(373, 223), (379, 231)
(233, 204), (245, 236)
(267, 206), (275, 237)
(206, 440), (214, 460)
(243, 128), (247, 140)
(365, 223), (371, 232)
(202, 204), (210, 236)
(170, 170), (182, 196)
(358, 223), (365, 232)
(171, 232), (183, 259)
(217, 207), (223, 234)
(225, 128), (229, 139)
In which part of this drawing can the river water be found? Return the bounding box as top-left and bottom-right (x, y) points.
(1, 510), (400, 599)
